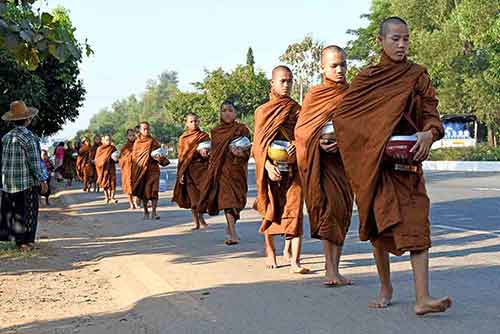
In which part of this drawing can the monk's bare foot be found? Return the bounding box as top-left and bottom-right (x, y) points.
(323, 273), (352, 287)
(192, 224), (200, 231)
(414, 296), (452, 316)
(290, 264), (310, 274)
(112, 198), (118, 204)
(200, 221), (209, 229)
(265, 253), (278, 269)
(283, 252), (292, 265)
(369, 286), (393, 309)
(224, 239), (239, 246)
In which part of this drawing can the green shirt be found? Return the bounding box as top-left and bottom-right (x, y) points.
(1, 126), (45, 193)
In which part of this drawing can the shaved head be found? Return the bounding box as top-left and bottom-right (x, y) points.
(321, 45), (346, 64)
(379, 16), (408, 36)
(272, 65), (292, 79)
(271, 65), (293, 97)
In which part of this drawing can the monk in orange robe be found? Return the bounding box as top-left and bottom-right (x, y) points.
(198, 101), (251, 245)
(76, 138), (93, 192)
(172, 113), (210, 230)
(95, 135), (118, 204)
(119, 129), (136, 209)
(89, 136), (101, 192)
(253, 66), (308, 274)
(131, 122), (170, 220)
(295, 46), (354, 286)
(334, 17), (452, 315)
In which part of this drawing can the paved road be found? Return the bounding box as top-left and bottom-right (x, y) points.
(8, 169), (500, 334)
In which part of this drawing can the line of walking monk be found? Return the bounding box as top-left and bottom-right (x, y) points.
(78, 16), (451, 316)
(77, 123), (169, 219)
(171, 17), (453, 316)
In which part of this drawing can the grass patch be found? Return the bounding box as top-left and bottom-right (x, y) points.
(0, 241), (38, 259)
(429, 144), (500, 161)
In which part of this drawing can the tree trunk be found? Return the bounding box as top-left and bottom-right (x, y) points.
(487, 125), (497, 147)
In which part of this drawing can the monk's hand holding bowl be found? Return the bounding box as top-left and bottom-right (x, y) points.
(265, 160), (282, 182)
(410, 130), (434, 162)
(287, 143), (297, 164)
(180, 175), (185, 185)
(319, 139), (338, 153)
(199, 148), (209, 159)
(230, 146), (245, 158)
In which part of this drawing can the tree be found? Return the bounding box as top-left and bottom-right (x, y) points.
(0, 6), (88, 137)
(279, 35), (324, 102)
(0, 1), (93, 70)
(246, 47), (255, 72)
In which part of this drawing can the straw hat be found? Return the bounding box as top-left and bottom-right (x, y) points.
(2, 101), (39, 121)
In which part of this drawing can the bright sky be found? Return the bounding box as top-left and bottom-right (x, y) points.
(43, 0), (372, 139)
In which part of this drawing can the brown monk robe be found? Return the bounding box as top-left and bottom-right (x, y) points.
(76, 143), (86, 181)
(253, 66), (308, 273)
(131, 122), (170, 220)
(62, 143), (77, 187)
(198, 101), (250, 245)
(334, 17), (452, 315)
(76, 139), (93, 192)
(119, 129), (136, 209)
(89, 136), (102, 192)
(172, 113), (210, 230)
(295, 46), (354, 286)
(95, 135), (118, 204)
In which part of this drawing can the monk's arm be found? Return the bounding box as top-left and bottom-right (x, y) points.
(416, 72), (444, 142)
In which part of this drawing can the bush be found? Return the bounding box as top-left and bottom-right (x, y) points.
(429, 145), (500, 161)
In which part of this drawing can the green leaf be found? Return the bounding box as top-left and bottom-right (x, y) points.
(0, 19), (8, 30)
(19, 30), (33, 42)
(4, 33), (19, 49)
(41, 12), (53, 26)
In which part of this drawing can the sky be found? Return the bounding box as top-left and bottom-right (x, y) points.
(41, 0), (372, 139)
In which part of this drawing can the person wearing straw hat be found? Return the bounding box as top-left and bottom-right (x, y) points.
(0, 101), (48, 251)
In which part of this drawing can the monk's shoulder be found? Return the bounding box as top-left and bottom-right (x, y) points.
(255, 100), (270, 115)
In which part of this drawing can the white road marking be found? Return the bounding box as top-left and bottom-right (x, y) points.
(433, 224), (500, 238)
(473, 188), (500, 192)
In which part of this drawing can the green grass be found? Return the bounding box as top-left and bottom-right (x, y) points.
(429, 145), (500, 161)
(0, 241), (38, 258)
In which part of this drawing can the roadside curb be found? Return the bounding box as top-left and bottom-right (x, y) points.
(423, 161), (500, 172)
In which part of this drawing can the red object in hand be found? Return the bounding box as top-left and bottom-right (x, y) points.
(384, 135), (417, 163)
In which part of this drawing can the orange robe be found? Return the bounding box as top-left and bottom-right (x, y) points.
(131, 135), (169, 201)
(61, 148), (77, 180)
(295, 79), (354, 245)
(88, 143), (100, 183)
(172, 129), (210, 210)
(198, 121), (250, 218)
(253, 92), (304, 237)
(119, 141), (134, 195)
(95, 144), (117, 191)
(334, 52), (444, 255)
(76, 144), (92, 183)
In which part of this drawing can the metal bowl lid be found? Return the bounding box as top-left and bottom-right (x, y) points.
(321, 121), (335, 134)
(389, 135), (417, 141)
(270, 140), (289, 150)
